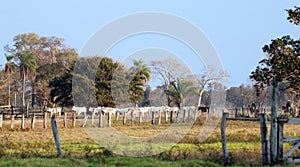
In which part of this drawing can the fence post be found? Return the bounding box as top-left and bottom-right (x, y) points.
(122, 111), (126, 125)
(170, 111), (173, 123)
(151, 111), (155, 125)
(43, 112), (47, 129)
(182, 109), (186, 123)
(99, 111), (103, 128)
(21, 113), (25, 129)
(221, 112), (229, 166)
(31, 113), (35, 129)
(164, 110), (168, 123)
(130, 111), (134, 126)
(0, 114), (2, 128)
(51, 115), (62, 157)
(260, 113), (270, 165)
(277, 119), (284, 162)
(10, 114), (14, 129)
(63, 112), (67, 127)
(158, 110), (161, 125)
(108, 112), (111, 127)
(72, 112), (76, 127)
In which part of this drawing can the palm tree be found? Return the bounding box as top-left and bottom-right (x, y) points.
(165, 78), (197, 109)
(4, 58), (16, 105)
(128, 59), (151, 107)
(7, 51), (37, 107)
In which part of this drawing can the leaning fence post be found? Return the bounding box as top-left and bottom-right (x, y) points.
(221, 111), (229, 166)
(51, 115), (62, 157)
(260, 113), (270, 165)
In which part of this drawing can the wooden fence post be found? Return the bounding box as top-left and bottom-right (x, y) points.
(81, 115), (88, 127)
(130, 111), (134, 126)
(164, 110), (168, 123)
(21, 113), (25, 129)
(170, 111), (173, 123)
(277, 119), (284, 162)
(260, 113), (270, 165)
(122, 112), (126, 125)
(43, 112), (47, 129)
(91, 112), (95, 126)
(158, 110), (161, 125)
(188, 109), (191, 122)
(72, 112), (76, 127)
(108, 112), (111, 127)
(0, 114), (3, 128)
(99, 111), (103, 128)
(51, 115), (62, 157)
(63, 112), (67, 127)
(10, 114), (14, 129)
(138, 111), (142, 125)
(31, 113), (35, 129)
(176, 110), (180, 123)
(151, 111), (155, 125)
(221, 112), (229, 166)
(182, 109), (186, 123)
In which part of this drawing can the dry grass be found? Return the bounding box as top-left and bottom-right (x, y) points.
(0, 114), (300, 166)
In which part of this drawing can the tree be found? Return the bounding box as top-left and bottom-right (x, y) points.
(128, 59), (151, 107)
(151, 58), (193, 106)
(195, 67), (228, 107)
(4, 59), (17, 105)
(165, 78), (197, 108)
(7, 51), (37, 107)
(287, 6), (300, 25)
(249, 7), (300, 164)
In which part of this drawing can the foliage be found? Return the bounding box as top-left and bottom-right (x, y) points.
(250, 25), (300, 96)
(128, 59), (151, 106)
(287, 6), (300, 25)
(165, 78), (197, 108)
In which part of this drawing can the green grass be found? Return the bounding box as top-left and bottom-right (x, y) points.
(0, 157), (220, 167)
(0, 116), (300, 166)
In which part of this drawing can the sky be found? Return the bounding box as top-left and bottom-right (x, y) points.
(0, 0), (299, 88)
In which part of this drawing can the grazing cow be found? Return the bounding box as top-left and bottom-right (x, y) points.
(47, 107), (62, 117)
(72, 106), (87, 116)
(198, 106), (209, 113)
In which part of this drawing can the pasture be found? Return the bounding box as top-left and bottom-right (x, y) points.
(0, 113), (299, 166)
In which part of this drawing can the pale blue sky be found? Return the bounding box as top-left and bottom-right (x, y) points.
(0, 0), (298, 87)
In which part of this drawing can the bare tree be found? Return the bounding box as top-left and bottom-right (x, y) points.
(195, 66), (228, 107)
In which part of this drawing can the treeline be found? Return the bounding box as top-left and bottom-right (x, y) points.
(0, 33), (213, 109)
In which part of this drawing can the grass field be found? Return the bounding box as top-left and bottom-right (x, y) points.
(0, 114), (299, 166)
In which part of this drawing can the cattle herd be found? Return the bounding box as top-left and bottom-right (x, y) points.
(46, 105), (210, 126)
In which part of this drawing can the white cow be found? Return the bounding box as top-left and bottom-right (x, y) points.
(72, 106), (87, 116)
(47, 107), (62, 117)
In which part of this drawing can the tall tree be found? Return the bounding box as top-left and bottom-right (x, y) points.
(128, 59), (151, 107)
(165, 78), (197, 108)
(249, 7), (300, 164)
(151, 58), (193, 106)
(7, 51), (37, 107)
(4, 59), (16, 105)
(195, 67), (228, 107)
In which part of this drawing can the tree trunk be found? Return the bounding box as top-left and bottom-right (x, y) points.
(198, 88), (205, 107)
(22, 73), (26, 108)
